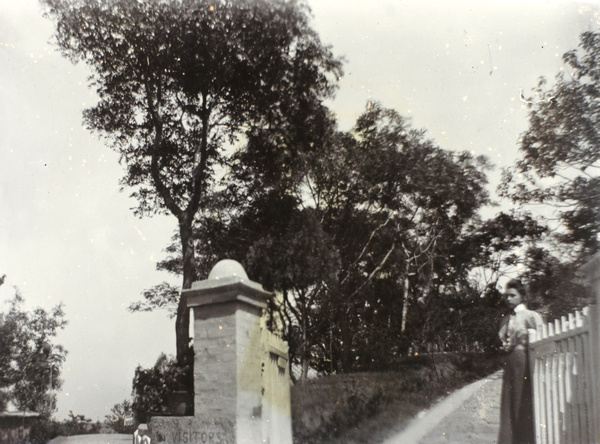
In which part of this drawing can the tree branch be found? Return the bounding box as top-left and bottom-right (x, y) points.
(188, 91), (211, 217)
(347, 241), (396, 301)
(340, 212), (394, 287)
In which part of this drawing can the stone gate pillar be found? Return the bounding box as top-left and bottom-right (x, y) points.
(186, 259), (272, 444)
(149, 259), (292, 444)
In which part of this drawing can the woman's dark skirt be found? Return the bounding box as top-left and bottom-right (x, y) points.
(498, 348), (536, 444)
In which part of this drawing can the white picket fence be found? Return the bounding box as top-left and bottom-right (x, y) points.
(528, 305), (600, 444)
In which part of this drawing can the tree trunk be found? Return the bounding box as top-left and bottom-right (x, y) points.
(299, 296), (309, 380)
(300, 345), (309, 381)
(176, 219), (197, 365)
(339, 303), (353, 372)
(401, 275), (410, 333)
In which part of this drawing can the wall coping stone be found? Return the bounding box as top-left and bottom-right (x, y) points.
(185, 280), (273, 310)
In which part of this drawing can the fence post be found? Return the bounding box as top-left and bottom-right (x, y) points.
(580, 252), (600, 444)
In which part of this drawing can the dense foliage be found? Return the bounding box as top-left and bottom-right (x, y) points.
(0, 279), (67, 418)
(163, 103), (544, 377)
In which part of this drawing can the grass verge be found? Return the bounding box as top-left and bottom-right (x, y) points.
(291, 351), (503, 444)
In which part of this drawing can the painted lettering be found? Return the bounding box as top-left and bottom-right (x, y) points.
(166, 426), (232, 444)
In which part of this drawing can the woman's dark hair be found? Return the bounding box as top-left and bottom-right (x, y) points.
(505, 279), (527, 301)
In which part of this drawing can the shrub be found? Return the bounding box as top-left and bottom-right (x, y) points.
(132, 353), (193, 423)
(60, 411), (100, 436)
(29, 419), (61, 444)
(105, 399), (136, 434)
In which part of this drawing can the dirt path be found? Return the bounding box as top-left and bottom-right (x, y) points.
(383, 370), (503, 444)
(49, 434), (131, 444)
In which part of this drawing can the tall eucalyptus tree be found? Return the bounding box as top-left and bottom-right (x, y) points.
(41, 0), (342, 363)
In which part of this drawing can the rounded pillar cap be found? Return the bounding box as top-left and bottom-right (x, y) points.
(186, 259), (272, 308)
(208, 259), (249, 281)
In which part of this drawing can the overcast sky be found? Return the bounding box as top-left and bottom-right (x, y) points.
(1, 0), (599, 422)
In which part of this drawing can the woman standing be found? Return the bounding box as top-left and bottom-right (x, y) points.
(498, 279), (544, 444)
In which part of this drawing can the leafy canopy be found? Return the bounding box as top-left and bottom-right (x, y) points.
(499, 31), (600, 258)
(42, 0), (342, 218)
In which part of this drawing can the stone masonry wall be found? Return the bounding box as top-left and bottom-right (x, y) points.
(193, 303), (237, 419)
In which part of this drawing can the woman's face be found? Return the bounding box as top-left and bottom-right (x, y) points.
(505, 288), (523, 309)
